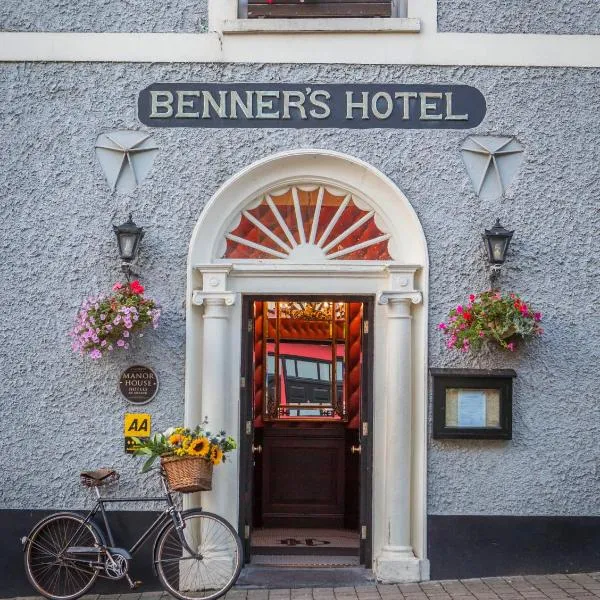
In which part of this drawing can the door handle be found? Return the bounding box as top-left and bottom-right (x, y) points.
(252, 444), (263, 454)
(350, 444), (361, 454)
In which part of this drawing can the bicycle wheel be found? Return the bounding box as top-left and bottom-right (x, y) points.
(24, 512), (102, 600)
(155, 509), (243, 600)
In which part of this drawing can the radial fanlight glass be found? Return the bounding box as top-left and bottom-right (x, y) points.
(222, 185), (392, 261)
(113, 213), (144, 262)
(483, 219), (513, 265)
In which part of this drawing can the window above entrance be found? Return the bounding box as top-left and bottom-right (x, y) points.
(222, 185), (392, 261)
(245, 0), (394, 19)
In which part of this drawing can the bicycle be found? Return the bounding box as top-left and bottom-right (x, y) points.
(21, 468), (243, 600)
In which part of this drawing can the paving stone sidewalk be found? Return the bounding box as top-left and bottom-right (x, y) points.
(9, 573), (600, 600)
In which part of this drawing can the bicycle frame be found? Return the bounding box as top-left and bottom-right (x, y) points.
(68, 473), (200, 564)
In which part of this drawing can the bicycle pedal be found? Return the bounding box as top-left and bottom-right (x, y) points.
(125, 574), (143, 589)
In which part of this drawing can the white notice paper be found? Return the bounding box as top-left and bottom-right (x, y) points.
(457, 390), (487, 427)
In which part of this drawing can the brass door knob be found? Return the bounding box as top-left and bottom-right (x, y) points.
(252, 444), (263, 454)
(350, 445), (361, 454)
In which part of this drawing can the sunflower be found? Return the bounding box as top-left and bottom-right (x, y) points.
(168, 433), (183, 445)
(210, 446), (224, 465)
(187, 437), (210, 457)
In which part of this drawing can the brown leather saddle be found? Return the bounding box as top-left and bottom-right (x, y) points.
(80, 468), (120, 487)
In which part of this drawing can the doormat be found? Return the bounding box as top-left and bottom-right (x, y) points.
(252, 528), (360, 556)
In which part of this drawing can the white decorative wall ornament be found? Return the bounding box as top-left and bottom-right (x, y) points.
(460, 136), (524, 200)
(95, 130), (158, 193)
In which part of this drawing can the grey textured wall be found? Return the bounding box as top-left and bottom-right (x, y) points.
(0, 0), (208, 32)
(2, 1), (599, 34)
(0, 63), (599, 516)
(437, 0), (600, 34)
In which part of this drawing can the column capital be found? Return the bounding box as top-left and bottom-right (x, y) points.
(377, 290), (423, 306)
(192, 290), (237, 307)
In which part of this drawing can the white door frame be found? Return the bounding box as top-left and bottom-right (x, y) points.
(185, 149), (430, 582)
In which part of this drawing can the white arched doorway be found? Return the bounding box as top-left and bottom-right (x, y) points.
(185, 149), (429, 582)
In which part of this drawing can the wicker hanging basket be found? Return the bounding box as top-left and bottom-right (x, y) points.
(161, 456), (213, 493)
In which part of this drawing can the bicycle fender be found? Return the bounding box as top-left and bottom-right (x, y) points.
(151, 508), (204, 576)
(22, 511), (107, 552)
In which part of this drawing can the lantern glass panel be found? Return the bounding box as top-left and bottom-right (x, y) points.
(491, 238), (507, 263)
(119, 233), (138, 260)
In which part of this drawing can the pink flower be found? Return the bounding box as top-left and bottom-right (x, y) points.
(437, 322), (447, 330)
(456, 305), (463, 314)
(469, 294), (476, 302)
(112, 282), (123, 291)
(479, 331), (485, 338)
(117, 339), (125, 347)
(534, 312), (542, 321)
(89, 349), (102, 359)
(123, 331), (130, 338)
(507, 342), (515, 352)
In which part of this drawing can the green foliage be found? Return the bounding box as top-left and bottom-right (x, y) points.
(439, 290), (543, 352)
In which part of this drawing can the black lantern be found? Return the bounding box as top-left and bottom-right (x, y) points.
(113, 213), (144, 278)
(483, 219), (513, 266)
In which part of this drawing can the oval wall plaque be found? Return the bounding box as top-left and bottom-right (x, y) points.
(119, 365), (159, 404)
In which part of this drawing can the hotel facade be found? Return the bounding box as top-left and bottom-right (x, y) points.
(1, 0), (599, 594)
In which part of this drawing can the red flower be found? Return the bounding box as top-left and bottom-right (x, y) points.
(462, 311), (472, 321)
(130, 280), (145, 295)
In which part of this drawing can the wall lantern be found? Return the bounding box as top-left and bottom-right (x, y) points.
(113, 213), (144, 279)
(483, 219), (513, 280)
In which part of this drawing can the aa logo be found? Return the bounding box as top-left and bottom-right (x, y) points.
(124, 413), (151, 437)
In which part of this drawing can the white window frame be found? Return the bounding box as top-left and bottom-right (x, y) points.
(211, 0), (421, 34)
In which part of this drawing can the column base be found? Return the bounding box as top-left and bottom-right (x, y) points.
(375, 546), (430, 583)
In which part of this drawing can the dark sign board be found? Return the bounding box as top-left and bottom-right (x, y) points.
(119, 365), (158, 404)
(138, 83), (485, 129)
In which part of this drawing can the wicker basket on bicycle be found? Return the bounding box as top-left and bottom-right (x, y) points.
(161, 456), (213, 493)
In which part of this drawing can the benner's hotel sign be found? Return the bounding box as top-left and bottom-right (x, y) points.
(138, 83), (486, 129)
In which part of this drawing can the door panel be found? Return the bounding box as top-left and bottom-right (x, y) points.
(262, 426), (345, 528)
(359, 300), (374, 567)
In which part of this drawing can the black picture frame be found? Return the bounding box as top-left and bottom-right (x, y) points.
(430, 368), (516, 440)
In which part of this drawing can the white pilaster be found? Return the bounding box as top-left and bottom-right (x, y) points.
(185, 268), (236, 516)
(375, 289), (424, 582)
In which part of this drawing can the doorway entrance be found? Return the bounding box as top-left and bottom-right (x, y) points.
(186, 149), (430, 582)
(240, 296), (373, 569)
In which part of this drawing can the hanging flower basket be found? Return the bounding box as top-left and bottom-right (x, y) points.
(161, 455), (213, 493)
(438, 290), (543, 353)
(69, 280), (160, 360)
(132, 423), (237, 493)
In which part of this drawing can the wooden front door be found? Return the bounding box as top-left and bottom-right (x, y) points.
(262, 425), (345, 528)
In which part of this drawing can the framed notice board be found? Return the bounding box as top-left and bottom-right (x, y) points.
(430, 368), (516, 440)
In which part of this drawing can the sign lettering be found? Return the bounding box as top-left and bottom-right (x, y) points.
(119, 365), (158, 404)
(124, 413), (151, 437)
(138, 83), (485, 129)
